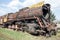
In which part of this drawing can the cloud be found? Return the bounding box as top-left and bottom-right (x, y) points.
(0, 9), (7, 16)
(22, 0), (41, 7)
(20, 0), (44, 7)
(0, 0), (44, 16)
(7, 0), (21, 7)
(7, 0), (21, 10)
(7, 0), (43, 8)
(0, 0), (23, 16)
(0, 0), (60, 20)
(45, 0), (60, 9)
(0, 0), (60, 10)
(4, 0), (60, 11)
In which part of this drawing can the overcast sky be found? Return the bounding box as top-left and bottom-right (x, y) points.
(0, 0), (60, 20)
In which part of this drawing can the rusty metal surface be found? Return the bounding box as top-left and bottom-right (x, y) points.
(7, 13), (18, 21)
(17, 7), (43, 19)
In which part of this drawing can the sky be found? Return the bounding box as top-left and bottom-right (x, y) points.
(0, 0), (60, 21)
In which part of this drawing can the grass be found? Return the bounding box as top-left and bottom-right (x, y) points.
(0, 28), (60, 40)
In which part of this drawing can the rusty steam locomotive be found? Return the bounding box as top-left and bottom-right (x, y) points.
(0, 2), (57, 36)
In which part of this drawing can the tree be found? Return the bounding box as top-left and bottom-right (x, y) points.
(58, 21), (60, 24)
(50, 11), (56, 21)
